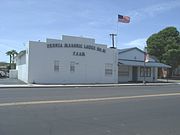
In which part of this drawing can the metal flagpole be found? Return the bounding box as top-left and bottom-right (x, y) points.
(116, 19), (119, 48)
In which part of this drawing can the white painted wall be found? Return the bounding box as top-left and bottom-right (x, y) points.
(18, 37), (161, 84)
(9, 70), (18, 79)
(17, 64), (28, 82)
(26, 36), (118, 84)
(16, 53), (28, 83)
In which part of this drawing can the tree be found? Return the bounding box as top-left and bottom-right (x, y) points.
(162, 49), (180, 75)
(11, 50), (18, 64)
(6, 51), (12, 65)
(146, 26), (180, 76)
(146, 26), (180, 62)
(6, 50), (18, 69)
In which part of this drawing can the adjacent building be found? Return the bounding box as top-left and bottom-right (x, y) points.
(16, 35), (170, 84)
(118, 47), (170, 82)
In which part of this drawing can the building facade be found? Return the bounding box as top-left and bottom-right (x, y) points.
(16, 35), (170, 84)
(17, 35), (118, 84)
(118, 47), (171, 82)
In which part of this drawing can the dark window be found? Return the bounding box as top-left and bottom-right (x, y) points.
(70, 62), (75, 73)
(105, 63), (113, 76)
(54, 60), (59, 72)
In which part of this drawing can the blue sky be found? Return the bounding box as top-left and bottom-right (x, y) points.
(0, 0), (180, 62)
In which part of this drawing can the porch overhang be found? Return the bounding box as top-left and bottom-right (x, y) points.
(118, 59), (171, 68)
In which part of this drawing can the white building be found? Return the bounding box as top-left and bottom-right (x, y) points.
(16, 35), (170, 84)
(118, 47), (171, 82)
(17, 35), (118, 84)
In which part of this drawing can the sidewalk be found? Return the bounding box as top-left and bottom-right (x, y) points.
(157, 79), (180, 83)
(0, 82), (179, 88)
(0, 78), (179, 88)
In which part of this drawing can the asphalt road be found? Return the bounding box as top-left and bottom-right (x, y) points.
(0, 85), (180, 135)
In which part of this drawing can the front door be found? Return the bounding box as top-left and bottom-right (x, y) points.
(132, 66), (138, 82)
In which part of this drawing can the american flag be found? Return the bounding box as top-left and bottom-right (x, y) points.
(118, 14), (130, 23)
(144, 53), (149, 62)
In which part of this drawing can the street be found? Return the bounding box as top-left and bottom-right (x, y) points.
(0, 85), (180, 135)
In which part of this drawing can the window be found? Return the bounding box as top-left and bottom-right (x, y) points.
(54, 60), (59, 72)
(146, 67), (151, 77)
(140, 67), (151, 77)
(70, 62), (75, 73)
(105, 63), (113, 76)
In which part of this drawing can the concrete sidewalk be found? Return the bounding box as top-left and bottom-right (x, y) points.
(0, 78), (179, 88)
(0, 82), (179, 88)
(158, 79), (180, 83)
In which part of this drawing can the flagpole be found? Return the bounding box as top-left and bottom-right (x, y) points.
(117, 14), (130, 48)
(116, 19), (119, 48)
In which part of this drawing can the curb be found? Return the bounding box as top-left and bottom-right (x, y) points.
(0, 83), (179, 89)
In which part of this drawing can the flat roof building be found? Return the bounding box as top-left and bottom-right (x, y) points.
(17, 35), (118, 84)
(16, 35), (170, 84)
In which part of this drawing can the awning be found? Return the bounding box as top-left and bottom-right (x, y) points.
(119, 60), (171, 68)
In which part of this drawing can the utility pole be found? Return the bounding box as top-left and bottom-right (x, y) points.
(110, 34), (117, 48)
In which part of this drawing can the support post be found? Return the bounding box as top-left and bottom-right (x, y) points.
(143, 47), (147, 84)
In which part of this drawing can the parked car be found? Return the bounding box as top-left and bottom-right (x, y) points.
(0, 71), (6, 78)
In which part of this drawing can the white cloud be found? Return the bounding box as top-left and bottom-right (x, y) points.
(123, 38), (147, 50)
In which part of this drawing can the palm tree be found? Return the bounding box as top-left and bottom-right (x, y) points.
(11, 50), (18, 64)
(6, 50), (18, 69)
(6, 51), (12, 66)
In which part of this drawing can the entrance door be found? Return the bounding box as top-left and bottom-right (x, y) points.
(132, 66), (138, 82)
